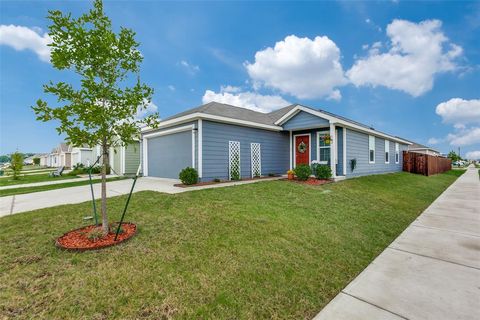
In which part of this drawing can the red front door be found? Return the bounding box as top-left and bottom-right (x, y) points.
(295, 135), (310, 165)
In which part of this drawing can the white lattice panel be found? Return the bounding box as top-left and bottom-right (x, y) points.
(229, 141), (241, 180)
(251, 143), (261, 178)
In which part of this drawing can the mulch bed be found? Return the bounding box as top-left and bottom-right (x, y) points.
(174, 176), (279, 188)
(56, 222), (137, 251)
(285, 178), (332, 186)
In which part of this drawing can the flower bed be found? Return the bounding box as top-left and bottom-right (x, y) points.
(174, 175), (279, 188)
(56, 222), (137, 251)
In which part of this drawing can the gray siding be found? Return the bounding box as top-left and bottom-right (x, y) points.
(124, 142), (140, 174)
(202, 121), (289, 181)
(345, 128), (407, 177)
(282, 111), (329, 130)
(336, 127), (344, 176)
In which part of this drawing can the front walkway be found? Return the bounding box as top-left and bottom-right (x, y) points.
(0, 176), (281, 217)
(314, 166), (480, 320)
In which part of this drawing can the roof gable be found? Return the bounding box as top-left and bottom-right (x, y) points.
(281, 110), (329, 130)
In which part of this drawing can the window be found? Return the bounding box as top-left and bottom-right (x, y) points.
(369, 135), (375, 163)
(395, 143), (400, 164)
(317, 131), (331, 164)
(385, 140), (390, 164)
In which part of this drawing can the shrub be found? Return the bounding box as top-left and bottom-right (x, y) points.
(294, 164), (311, 181)
(86, 227), (104, 241)
(314, 164), (332, 179)
(179, 167), (199, 185)
(10, 152), (23, 180)
(33, 157), (40, 165)
(213, 178), (221, 183)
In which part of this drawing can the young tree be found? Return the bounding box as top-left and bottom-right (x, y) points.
(33, 157), (41, 165)
(10, 152), (24, 180)
(447, 150), (460, 162)
(33, 0), (159, 234)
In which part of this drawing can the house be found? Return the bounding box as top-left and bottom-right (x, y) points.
(23, 155), (35, 165)
(407, 142), (441, 156)
(48, 143), (72, 168)
(71, 146), (94, 167)
(39, 154), (49, 166)
(140, 102), (412, 181)
(88, 141), (141, 175)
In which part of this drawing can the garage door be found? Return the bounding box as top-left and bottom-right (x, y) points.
(147, 130), (193, 179)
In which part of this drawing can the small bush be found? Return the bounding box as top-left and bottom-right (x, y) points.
(179, 167), (199, 185)
(86, 228), (104, 241)
(268, 173), (276, 177)
(314, 164), (332, 179)
(294, 164), (311, 181)
(33, 157), (40, 165)
(213, 178), (221, 183)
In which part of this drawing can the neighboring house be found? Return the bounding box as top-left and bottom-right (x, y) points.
(48, 143), (72, 168)
(39, 154), (49, 166)
(407, 142), (441, 156)
(71, 146), (94, 167)
(24, 156), (35, 165)
(140, 102), (412, 181)
(89, 141), (141, 175)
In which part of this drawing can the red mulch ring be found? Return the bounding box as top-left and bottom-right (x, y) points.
(286, 178), (332, 185)
(56, 222), (137, 251)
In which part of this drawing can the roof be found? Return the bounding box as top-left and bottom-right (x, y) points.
(407, 142), (440, 153)
(147, 101), (411, 143)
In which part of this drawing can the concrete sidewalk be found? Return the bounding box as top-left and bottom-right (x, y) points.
(0, 176), (281, 217)
(314, 165), (480, 320)
(314, 167), (480, 320)
(0, 175), (113, 190)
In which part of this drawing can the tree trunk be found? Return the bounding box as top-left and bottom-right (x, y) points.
(101, 141), (109, 234)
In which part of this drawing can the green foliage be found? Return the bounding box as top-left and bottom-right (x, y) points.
(31, 0), (159, 229)
(10, 152), (24, 180)
(294, 164), (311, 181)
(0, 155), (10, 163)
(86, 227), (104, 241)
(447, 151), (461, 162)
(313, 164), (332, 179)
(350, 158), (357, 172)
(33, 158), (40, 165)
(179, 167), (199, 185)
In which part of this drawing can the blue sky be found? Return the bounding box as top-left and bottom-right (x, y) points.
(1, 1), (479, 158)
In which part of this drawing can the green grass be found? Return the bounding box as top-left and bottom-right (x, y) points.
(0, 173), (80, 187)
(0, 171), (463, 319)
(0, 177), (127, 197)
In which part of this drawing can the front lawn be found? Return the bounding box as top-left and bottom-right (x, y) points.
(0, 173), (80, 187)
(0, 170), (464, 319)
(0, 176), (127, 197)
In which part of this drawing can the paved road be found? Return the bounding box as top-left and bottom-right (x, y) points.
(0, 176), (281, 217)
(314, 165), (480, 320)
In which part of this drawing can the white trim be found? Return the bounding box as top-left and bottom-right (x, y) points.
(395, 142), (400, 164)
(343, 127), (347, 175)
(316, 130), (330, 164)
(191, 128), (196, 169)
(198, 119), (203, 178)
(289, 131), (292, 170)
(369, 135), (375, 164)
(142, 138), (148, 176)
(250, 143), (261, 178)
(121, 145), (126, 174)
(293, 133), (311, 167)
(141, 112), (283, 133)
(275, 105), (412, 145)
(143, 124), (194, 139)
(329, 123), (336, 177)
(385, 140), (390, 164)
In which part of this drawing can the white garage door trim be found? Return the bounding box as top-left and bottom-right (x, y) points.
(142, 124), (195, 177)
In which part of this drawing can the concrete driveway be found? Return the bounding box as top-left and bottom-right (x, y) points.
(314, 165), (480, 320)
(0, 176), (281, 217)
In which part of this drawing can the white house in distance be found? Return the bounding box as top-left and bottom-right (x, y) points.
(71, 145), (94, 167)
(407, 142), (441, 156)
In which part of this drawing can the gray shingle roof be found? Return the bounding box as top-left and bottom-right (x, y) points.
(158, 101), (410, 143)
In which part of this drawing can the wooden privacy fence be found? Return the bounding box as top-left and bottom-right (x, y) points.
(403, 151), (451, 176)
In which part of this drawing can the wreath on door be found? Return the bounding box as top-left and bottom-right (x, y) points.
(297, 141), (307, 153)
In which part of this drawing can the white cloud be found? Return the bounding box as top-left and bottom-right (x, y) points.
(347, 19), (462, 96)
(435, 98), (480, 126)
(465, 150), (480, 160)
(427, 137), (442, 145)
(245, 35), (347, 100)
(136, 99), (158, 119)
(0, 24), (52, 62)
(446, 127), (480, 146)
(167, 85), (175, 91)
(202, 87), (290, 113)
(179, 60), (200, 74)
